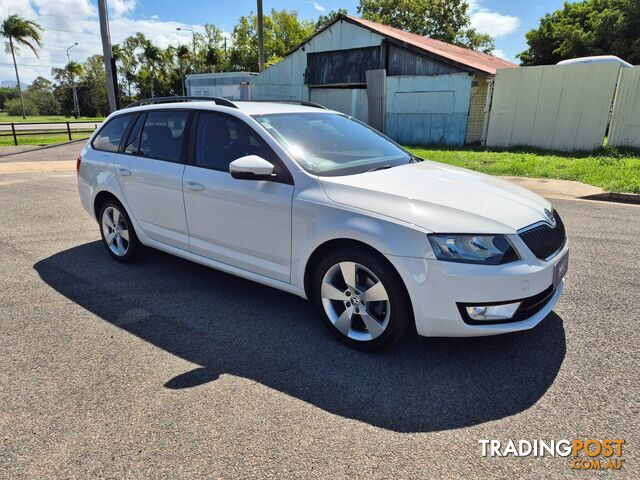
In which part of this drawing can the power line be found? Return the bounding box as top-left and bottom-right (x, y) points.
(0, 63), (58, 68)
(41, 26), (97, 36)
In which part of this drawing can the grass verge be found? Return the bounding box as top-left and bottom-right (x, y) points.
(406, 145), (640, 194)
(0, 113), (104, 123)
(0, 132), (91, 147)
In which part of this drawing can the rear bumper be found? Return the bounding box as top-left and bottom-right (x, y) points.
(77, 176), (95, 219)
(387, 242), (568, 337)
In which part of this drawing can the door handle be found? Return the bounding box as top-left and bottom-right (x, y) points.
(185, 181), (204, 191)
(118, 167), (132, 176)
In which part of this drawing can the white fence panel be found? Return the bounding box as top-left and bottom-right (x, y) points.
(486, 63), (620, 151)
(609, 67), (640, 148)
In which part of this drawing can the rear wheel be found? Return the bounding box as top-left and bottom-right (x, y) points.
(99, 199), (144, 262)
(311, 247), (412, 350)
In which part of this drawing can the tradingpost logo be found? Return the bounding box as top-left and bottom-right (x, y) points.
(479, 438), (625, 471)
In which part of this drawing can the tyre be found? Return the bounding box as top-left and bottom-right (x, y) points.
(98, 199), (144, 263)
(311, 247), (413, 350)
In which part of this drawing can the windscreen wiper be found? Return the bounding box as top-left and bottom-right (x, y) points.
(365, 165), (394, 173)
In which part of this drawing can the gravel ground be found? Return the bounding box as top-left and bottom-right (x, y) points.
(0, 167), (638, 479)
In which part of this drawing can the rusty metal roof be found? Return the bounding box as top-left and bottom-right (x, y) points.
(345, 15), (516, 75)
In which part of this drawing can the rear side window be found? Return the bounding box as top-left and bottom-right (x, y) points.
(92, 114), (133, 152)
(138, 111), (190, 162)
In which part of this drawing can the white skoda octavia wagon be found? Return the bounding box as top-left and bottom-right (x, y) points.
(77, 97), (568, 349)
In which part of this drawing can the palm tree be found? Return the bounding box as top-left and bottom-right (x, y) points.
(65, 61), (84, 117)
(1, 14), (43, 119)
(176, 45), (192, 96)
(141, 41), (162, 98)
(113, 42), (137, 101)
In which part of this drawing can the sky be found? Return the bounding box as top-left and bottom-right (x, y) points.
(0, 0), (573, 85)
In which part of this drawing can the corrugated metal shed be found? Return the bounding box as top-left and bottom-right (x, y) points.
(386, 74), (472, 145)
(306, 46), (381, 85)
(345, 15), (516, 76)
(250, 14), (511, 145)
(366, 69), (386, 132)
(309, 88), (369, 122)
(387, 44), (463, 76)
(250, 20), (383, 100)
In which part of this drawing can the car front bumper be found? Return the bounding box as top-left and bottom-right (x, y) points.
(386, 242), (568, 337)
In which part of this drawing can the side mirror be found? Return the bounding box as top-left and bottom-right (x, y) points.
(229, 155), (275, 180)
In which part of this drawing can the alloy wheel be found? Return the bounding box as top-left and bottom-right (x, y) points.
(320, 261), (390, 341)
(101, 206), (130, 257)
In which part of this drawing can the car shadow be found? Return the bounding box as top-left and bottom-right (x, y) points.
(34, 242), (566, 433)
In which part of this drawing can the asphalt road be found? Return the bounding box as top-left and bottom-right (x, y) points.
(1, 153), (638, 478)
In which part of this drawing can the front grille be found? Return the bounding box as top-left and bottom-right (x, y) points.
(519, 211), (566, 259)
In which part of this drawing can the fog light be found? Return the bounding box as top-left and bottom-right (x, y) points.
(466, 302), (521, 321)
(468, 306), (487, 318)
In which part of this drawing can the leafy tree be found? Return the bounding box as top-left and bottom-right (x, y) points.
(228, 9), (316, 71)
(0, 14), (43, 118)
(24, 76), (60, 115)
(315, 9), (348, 30)
(518, 0), (640, 65)
(195, 23), (228, 72)
(357, 0), (494, 53)
(0, 86), (19, 111)
(5, 97), (37, 116)
(54, 55), (110, 116)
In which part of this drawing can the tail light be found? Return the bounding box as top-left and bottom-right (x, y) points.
(76, 154), (82, 176)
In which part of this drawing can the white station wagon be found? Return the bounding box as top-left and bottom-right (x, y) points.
(77, 97), (568, 349)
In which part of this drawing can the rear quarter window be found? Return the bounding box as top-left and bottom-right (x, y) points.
(92, 114), (134, 152)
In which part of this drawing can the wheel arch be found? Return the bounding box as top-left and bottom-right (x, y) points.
(303, 238), (417, 337)
(303, 239), (410, 305)
(93, 190), (124, 220)
(93, 190), (133, 221)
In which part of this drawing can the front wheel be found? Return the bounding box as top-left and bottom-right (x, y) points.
(99, 199), (144, 263)
(311, 247), (413, 350)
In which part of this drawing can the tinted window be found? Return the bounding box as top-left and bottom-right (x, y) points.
(124, 113), (145, 154)
(139, 110), (189, 162)
(194, 112), (276, 172)
(92, 114), (133, 152)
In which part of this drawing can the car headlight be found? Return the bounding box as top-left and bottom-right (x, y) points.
(428, 234), (519, 265)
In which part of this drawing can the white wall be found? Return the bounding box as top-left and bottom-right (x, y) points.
(251, 20), (384, 100)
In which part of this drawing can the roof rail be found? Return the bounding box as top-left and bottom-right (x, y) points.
(298, 100), (327, 109)
(125, 96), (238, 109)
(242, 99), (327, 109)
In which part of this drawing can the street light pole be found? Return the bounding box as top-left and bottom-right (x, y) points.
(66, 42), (80, 118)
(177, 27), (197, 74)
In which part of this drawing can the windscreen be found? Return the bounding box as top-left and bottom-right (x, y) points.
(253, 112), (412, 176)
